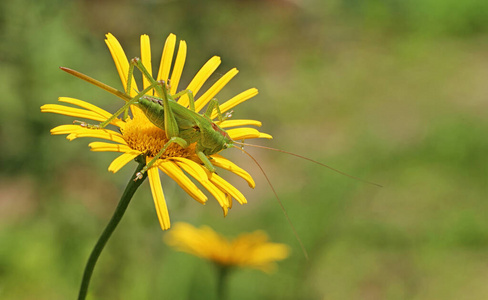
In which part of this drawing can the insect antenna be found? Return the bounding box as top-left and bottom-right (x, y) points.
(60, 67), (131, 102)
(233, 141), (382, 187)
(232, 145), (309, 260)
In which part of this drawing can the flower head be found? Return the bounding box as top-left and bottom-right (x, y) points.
(41, 33), (271, 230)
(165, 222), (290, 273)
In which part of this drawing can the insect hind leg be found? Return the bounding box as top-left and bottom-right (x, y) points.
(172, 89), (196, 111)
(74, 80), (162, 129)
(204, 98), (226, 122)
(135, 137), (188, 180)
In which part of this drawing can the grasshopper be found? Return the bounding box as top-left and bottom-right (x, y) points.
(62, 57), (380, 186)
(61, 58), (381, 259)
(62, 57), (234, 180)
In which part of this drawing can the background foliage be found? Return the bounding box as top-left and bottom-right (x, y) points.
(1, 0), (488, 299)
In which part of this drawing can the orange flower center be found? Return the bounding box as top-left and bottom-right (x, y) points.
(121, 109), (196, 159)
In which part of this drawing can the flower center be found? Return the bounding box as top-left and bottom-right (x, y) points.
(121, 114), (196, 159)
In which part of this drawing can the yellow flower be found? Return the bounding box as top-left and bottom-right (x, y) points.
(41, 33), (272, 230)
(165, 222), (290, 273)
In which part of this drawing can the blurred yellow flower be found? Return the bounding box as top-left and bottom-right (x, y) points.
(165, 222), (290, 273)
(41, 33), (272, 230)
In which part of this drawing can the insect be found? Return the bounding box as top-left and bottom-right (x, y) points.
(61, 58), (381, 258)
(62, 57), (234, 181)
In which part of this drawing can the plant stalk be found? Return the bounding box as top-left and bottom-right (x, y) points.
(216, 265), (230, 300)
(78, 156), (147, 300)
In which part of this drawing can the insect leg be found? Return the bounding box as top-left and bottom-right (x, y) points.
(196, 150), (216, 173)
(132, 57), (196, 112)
(204, 99), (224, 122)
(131, 58), (180, 139)
(135, 136), (188, 180)
(158, 88), (196, 111)
(172, 89), (195, 111)
(172, 89), (192, 100)
(130, 58), (164, 98)
(75, 80), (161, 129)
(122, 60), (136, 121)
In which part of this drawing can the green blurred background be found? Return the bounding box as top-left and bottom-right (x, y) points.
(1, 0), (488, 299)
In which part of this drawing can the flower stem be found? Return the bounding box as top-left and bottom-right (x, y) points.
(216, 265), (230, 300)
(78, 156), (147, 300)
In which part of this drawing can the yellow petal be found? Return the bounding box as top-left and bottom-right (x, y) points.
(88, 141), (132, 153)
(157, 160), (207, 204)
(222, 200), (229, 217)
(157, 33), (176, 82)
(174, 159), (228, 209)
(50, 124), (83, 135)
(166, 223), (225, 254)
(227, 128), (272, 140)
(210, 154), (255, 188)
(178, 56), (221, 108)
(147, 161), (171, 230)
(226, 193), (233, 210)
(58, 97), (124, 127)
(107, 151), (141, 173)
(131, 105), (149, 121)
(165, 222), (289, 272)
(211, 88), (258, 119)
(42, 101), (124, 128)
(209, 173), (247, 205)
(217, 119), (262, 128)
(140, 34), (154, 95)
(171, 157), (208, 181)
(170, 40), (187, 95)
(258, 132), (273, 139)
(58, 97), (110, 115)
(253, 243), (290, 262)
(51, 125), (127, 144)
(41, 104), (107, 122)
(78, 129), (126, 144)
(194, 68), (239, 112)
(105, 33), (139, 96)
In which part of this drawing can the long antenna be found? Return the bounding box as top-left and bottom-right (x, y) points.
(233, 141), (382, 187)
(233, 145), (309, 260)
(60, 67), (131, 102)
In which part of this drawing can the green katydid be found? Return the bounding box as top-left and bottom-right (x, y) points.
(60, 57), (381, 258)
(61, 58), (380, 185)
(62, 57), (234, 181)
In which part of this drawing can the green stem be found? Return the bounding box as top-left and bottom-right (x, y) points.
(216, 265), (230, 300)
(78, 156), (147, 300)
